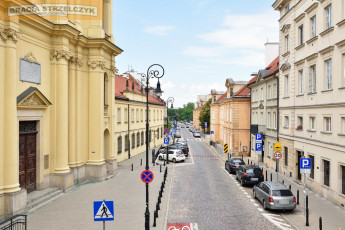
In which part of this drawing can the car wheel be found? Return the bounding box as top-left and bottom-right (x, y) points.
(172, 158), (176, 163)
(263, 200), (267, 210)
(159, 156), (162, 160)
(253, 190), (256, 199)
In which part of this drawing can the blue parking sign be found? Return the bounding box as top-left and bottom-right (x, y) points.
(255, 133), (262, 141)
(300, 158), (311, 174)
(164, 138), (169, 145)
(255, 142), (262, 151)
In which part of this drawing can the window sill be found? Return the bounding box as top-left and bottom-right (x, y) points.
(307, 129), (316, 133)
(283, 126), (289, 129)
(283, 96), (290, 99)
(295, 129), (303, 131)
(117, 121), (121, 124)
(321, 89), (333, 93)
(320, 26), (334, 36)
(306, 36), (318, 44)
(336, 19), (345, 27)
(338, 87), (345, 90)
(307, 92), (317, 95)
(295, 43), (305, 50)
(296, 94), (304, 97)
(338, 133), (345, 136)
(321, 184), (330, 190)
(282, 51), (290, 57)
(321, 131), (332, 134)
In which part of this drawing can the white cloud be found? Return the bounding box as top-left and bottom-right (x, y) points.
(144, 26), (175, 35)
(181, 46), (223, 57)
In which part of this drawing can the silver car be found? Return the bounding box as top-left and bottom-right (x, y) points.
(253, 182), (296, 210)
(193, 131), (201, 137)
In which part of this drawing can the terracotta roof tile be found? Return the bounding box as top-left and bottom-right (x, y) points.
(234, 85), (250, 97)
(115, 74), (164, 105)
(247, 75), (257, 85)
(215, 92), (227, 103)
(264, 56), (279, 78)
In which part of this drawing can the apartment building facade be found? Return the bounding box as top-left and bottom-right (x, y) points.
(248, 57), (279, 169)
(115, 74), (165, 162)
(273, 0), (345, 207)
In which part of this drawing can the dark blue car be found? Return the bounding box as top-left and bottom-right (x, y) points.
(236, 165), (264, 186)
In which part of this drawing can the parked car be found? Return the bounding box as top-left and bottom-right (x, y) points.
(176, 138), (187, 145)
(236, 165), (264, 186)
(193, 131), (201, 137)
(253, 182), (296, 210)
(170, 143), (189, 157)
(225, 158), (245, 174)
(158, 149), (185, 163)
(175, 130), (181, 138)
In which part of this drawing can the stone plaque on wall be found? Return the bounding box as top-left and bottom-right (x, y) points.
(20, 58), (41, 84)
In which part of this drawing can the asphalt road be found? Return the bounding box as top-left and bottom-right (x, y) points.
(166, 127), (292, 230)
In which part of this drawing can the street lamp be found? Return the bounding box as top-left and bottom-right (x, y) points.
(165, 97), (174, 164)
(142, 64), (164, 230)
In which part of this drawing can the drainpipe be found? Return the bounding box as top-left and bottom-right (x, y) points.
(128, 103), (130, 159)
(249, 88), (252, 158)
(274, 74), (279, 177)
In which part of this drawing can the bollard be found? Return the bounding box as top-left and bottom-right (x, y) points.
(248, 159), (249, 164)
(160, 165), (162, 173)
(251, 161), (252, 165)
(141, 159), (142, 166)
(242, 155), (243, 160)
(163, 160), (166, 166)
(306, 195), (309, 226)
(289, 184), (291, 190)
(297, 190), (300, 205)
(282, 180), (284, 184)
(271, 173), (272, 182)
(319, 217), (322, 230)
(131, 164), (133, 171)
(153, 211), (157, 227)
(265, 170), (267, 181)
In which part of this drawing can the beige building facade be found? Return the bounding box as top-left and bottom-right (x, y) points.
(0, 0), (122, 219)
(114, 74), (164, 163)
(273, 0), (345, 207)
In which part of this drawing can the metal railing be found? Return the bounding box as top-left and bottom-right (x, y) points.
(0, 214), (27, 230)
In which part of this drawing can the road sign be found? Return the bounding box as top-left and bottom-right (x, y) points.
(164, 138), (169, 145)
(199, 123), (200, 127)
(169, 131), (173, 136)
(211, 131), (214, 134)
(173, 129), (176, 134)
(300, 158), (311, 174)
(164, 128), (170, 134)
(255, 133), (263, 141)
(167, 223), (198, 230)
(273, 151), (282, 160)
(93, 201), (114, 221)
(141, 170), (154, 183)
(255, 142), (262, 152)
(273, 141), (282, 152)
(224, 144), (228, 153)
(205, 122), (207, 125)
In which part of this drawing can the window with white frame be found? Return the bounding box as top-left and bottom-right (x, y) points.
(310, 116), (316, 130)
(268, 112), (271, 128)
(268, 85), (271, 99)
(342, 117), (345, 134)
(273, 83), (277, 98)
(131, 109), (134, 122)
(227, 109), (229, 122)
(230, 108), (232, 122)
(261, 87), (264, 101)
(136, 109), (139, 121)
(343, 54), (345, 87)
(285, 75), (289, 97)
(324, 117), (332, 132)
(117, 108), (121, 123)
(326, 5), (332, 29)
(285, 35), (289, 53)
(124, 109), (128, 122)
(273, 112), (277, 129)
(284, 116), (289, 128)
(326, 59), (332, 90)
(140, 109), (143, 121)
(311, 16), (316, 37)
(298, 70), (303, 95)
(298, 25), (304, 45)
(309, 65), (316, 93)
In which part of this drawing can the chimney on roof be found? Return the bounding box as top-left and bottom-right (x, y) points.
(132, 81), (134, 91)
(225, 78), (234, 98)
(126, 79), (129, 91)
(265, 42), (279, 66)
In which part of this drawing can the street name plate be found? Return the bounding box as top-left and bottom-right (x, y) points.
(20, 59), (41, 84)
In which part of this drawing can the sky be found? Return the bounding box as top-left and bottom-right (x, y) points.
(113, 0), (279, 108)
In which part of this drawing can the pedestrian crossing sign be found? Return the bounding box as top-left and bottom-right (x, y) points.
(93, 201), (114, 221)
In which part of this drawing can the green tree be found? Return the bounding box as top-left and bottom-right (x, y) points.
(175, 102), (195, 121)
(199, 98), (212, 131)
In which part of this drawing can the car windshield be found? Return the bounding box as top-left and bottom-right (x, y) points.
(272, 190), (293, 197)
(246, 168), (261, 175)
(233, 160), (243, 164)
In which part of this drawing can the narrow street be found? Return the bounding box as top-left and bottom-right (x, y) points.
(166, 128), (293, 230)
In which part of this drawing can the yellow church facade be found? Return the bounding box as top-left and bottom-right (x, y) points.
(0, 0), (122, 219)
